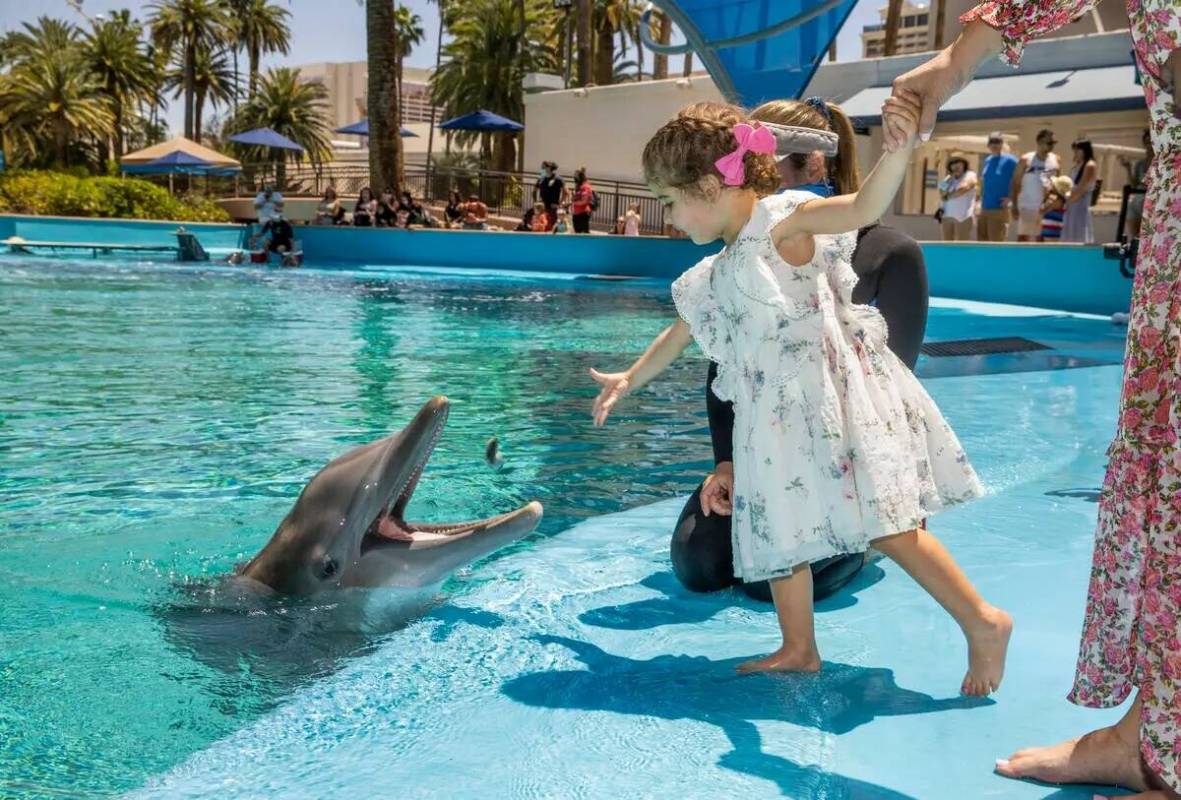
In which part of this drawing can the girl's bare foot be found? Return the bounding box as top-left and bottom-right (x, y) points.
(994, 726), (1148, 792)
(961, 605), (1012, 696)
(736, 646), (821, 675)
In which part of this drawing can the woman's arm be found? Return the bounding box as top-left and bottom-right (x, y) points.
(776, 143), (914, 239)
(950, 172), (977, 198)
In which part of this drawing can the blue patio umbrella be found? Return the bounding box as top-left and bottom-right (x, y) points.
(438, 110), (523, 132)
(333, 119), (418, 137)
(228, 127), (304, 151)
(121, 150), (240, 176)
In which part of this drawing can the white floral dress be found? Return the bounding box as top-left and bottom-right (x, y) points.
(672, 191), (984, 582)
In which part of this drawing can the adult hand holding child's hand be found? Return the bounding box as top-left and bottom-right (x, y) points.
(589, 368), (631, 427)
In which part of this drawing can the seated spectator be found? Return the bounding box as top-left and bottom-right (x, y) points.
(397, 191), (430, 226)
(462, 195), (489, 230)
(611, 216), (626, 235)
(551, 207), (570, 234)
(624, 202), (641, 236)
(1040, 175), (1072, 242)
(353, 187), (376, 227)
(444, 190), (464, 228)
(529, 202), (549, 232)
(254, 182), (284, 224)
(375, 191), (399, 227)
(314, 186), (345, 226)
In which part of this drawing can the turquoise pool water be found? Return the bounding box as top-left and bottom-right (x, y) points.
(0, 255), (1132, 798)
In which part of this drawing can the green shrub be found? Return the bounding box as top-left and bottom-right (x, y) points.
(0, 171), (231, 222)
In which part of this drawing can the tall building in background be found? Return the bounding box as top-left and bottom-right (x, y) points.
(861, 2), (930, 58)
(860, 0), (1129, 60)
(297, 62), (440, 132)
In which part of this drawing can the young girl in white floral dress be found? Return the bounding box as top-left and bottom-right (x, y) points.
(590, 97), (1012, 696)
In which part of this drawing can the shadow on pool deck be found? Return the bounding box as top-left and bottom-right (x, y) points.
(503, 634), (991, 798)
(577, 565), (888, 631)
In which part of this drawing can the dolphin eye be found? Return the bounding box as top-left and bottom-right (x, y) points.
(319, 558), (339, 580)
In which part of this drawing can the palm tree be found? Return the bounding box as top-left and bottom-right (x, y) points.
(227, 0), (291, 100)
(883, 0), (902, 56)
(393, 5), (425, 133)
(576, 0), (591, 86)
(231, 67), (331, 188)
(2, 52), (114, 166)
(148, 0), (231, 139)
(168, 46), (237, 141)
(431, 0), (555, 172)
(366, 0), (401, 193)
(652, 9), (671, 79)
(83, 11), (157, 160)
(1, 17), (81, 66)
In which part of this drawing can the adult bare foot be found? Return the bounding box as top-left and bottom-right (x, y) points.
(994, 725), (1147, 792)
(962, 605), (1012, 696)
(736, 646), (821, 675)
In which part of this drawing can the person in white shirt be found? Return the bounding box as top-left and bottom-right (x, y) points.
(1010, 129), (1059, 242)
(253, 182), (284, 225)
(938, 156), (977, 240)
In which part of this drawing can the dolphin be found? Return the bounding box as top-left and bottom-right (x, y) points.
(239, 395), (543, 595)
(157, 396), (541, 694)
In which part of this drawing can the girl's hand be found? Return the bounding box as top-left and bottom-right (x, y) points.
(589, 368), (631, 427)
(701, 461), (734, 517)
(881, 90), (923, 149)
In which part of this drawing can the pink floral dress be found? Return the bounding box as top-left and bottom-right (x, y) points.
(963, 1), (1181, 789)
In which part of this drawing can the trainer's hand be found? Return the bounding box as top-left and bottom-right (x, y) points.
(701, 462), (734, 517)
(589, 368), (631, 427)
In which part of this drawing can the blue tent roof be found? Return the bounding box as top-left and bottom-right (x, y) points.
(333, 119), (418, 137)
(120, 150), (240, 176)
(643, 0), (857, 107)
(438, 110), (524, 132)
(228, 127), (304, 151)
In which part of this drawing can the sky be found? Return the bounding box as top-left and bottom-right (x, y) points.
(0, 0), (885, 135)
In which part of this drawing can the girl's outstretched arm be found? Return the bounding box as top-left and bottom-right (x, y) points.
(774, 92), (922, 241)
(589, 319), (693, 427)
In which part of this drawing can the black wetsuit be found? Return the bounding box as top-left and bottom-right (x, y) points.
(670, 224), (929, 602)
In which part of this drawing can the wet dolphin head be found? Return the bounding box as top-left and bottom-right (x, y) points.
(240, 396), (543, 595)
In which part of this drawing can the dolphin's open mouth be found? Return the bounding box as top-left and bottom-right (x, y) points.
(361, 405), (530, 549)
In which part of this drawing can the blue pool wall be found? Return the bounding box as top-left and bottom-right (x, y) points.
(0, 214), (1132, 315)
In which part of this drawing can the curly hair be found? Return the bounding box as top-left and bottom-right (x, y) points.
(642, 101), (780, 199)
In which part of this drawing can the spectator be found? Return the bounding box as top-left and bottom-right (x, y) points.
(624, 202), (642, 236)
(375, 190), (398, 227)
(1011, 129), (1059, 242)
(462, 195), (488, 230)
(938, 156), (977, 241)
(1039, 175), (1072, 242)
(1122, 130), (1152, 236)
(260, 214), (294, 256)
(551, 207), (570, 234)
(1061, 138), (1097, 244)
(1120, 129), (1153, 240)
(444, 190), (465, 229)
(253, 182), (284, 225)
(611, 216), (626, 235)
(570, 166), (595, 234)
(397, 191), (430, 226)
(535, 162), (565, 231)
(313, 186), (344, 226)
(977, 132), (1017, 241)
(529, 202), (549, 232)
(353, 187), (376, 227)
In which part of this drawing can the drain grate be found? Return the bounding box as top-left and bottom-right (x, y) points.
(920, 336), (1052, 358)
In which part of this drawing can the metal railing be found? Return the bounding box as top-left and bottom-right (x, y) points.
(262, 162), (668, 236)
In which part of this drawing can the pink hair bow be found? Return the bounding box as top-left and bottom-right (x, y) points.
(714, 123), (776, 186)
